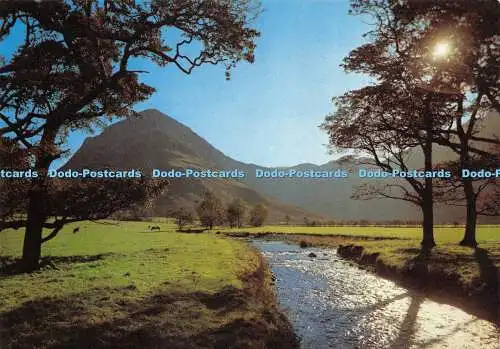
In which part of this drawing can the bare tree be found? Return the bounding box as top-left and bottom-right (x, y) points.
(172, 207), (194, 231)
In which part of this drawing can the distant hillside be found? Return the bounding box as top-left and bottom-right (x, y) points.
(63, 109), (500, 224)
(63, 109), (325, 223)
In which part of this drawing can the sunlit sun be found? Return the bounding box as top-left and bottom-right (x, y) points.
(433, 42), (450, 58)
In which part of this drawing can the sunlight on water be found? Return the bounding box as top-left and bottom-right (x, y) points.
(253, 241), (499, 349)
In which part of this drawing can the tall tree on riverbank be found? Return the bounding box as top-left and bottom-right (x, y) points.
(393, 0), (500, 246)
(323, 86), (444, 248)
(324, 0), (500, 248)
(0, 0), (260, 271)
(322, 0), (457, 248)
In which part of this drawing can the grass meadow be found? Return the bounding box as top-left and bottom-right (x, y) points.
(0, 221), (297, 349)
(219, 224), (500, 243)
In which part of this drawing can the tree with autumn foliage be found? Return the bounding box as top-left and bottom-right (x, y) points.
(323, 0), (499, 249)
(322, 0), (454, 248)
(323, 85), (447, 248)
(392, 0), (500, 247)
(0, 0), (260, 271)
(0, 138), (30, 225)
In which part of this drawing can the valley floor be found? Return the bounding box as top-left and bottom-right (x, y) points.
(0, 221), (298, 349)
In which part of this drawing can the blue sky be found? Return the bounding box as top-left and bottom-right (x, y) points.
(3, 1), (372, 169)
(130, 0), (372, 167)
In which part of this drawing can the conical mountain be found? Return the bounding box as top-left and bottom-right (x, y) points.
(63, 109), (325, 223)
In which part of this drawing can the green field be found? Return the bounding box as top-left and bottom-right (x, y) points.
(0, 221), (297, 348)
(219, 224), (500, 243)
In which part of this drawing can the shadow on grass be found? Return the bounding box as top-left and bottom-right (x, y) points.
(138, 229), (205, 234)
(0, 253), (115, 277)
(401, 246), (432, 278)
(401, 246), (500, 324)
(0, 285), (298, 349)
(474, 248), (499, 321)
(177, 228), (206, 234)
(398, 247), (478, 265)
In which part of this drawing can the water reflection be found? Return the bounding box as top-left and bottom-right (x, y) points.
(252, 240), (499, 349)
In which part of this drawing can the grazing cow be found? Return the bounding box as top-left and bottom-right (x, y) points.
(73, 227), (80, 234)
(150, 225), (161, 231)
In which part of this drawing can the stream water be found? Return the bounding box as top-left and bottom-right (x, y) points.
(252, 240), (499, 349)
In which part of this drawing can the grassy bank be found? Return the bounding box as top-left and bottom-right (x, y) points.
(331, 240), (499, 324)
(221, 225), (500, 324)
(0, 221), (298, 348)
(219, 224), (500, 242)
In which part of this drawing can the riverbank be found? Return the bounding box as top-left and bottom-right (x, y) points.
(253, 239), (499, 348)
(279, 234), (499, 325)
(219, 224), (500, 241)
(220, 225), (499, 324)
(0, 221), (298, 348)
(336, 243), (499, 324)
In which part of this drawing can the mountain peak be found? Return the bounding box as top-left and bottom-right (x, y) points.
(135, 109), (174, 123)
(139, 108), (162, 115)
(95, 108), (193, 140)
(128, 109), (180, 128)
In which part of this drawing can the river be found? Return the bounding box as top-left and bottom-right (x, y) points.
(252, 240), (499, 349)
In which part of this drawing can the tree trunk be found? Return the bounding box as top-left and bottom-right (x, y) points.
(22, 189), (46, 272)
(420, 197), (436, 249)
(457, 108), (478, 247)
(21, 123), (57, 272)
(460, 180), (478, 247)
(421, 104), (436, 249)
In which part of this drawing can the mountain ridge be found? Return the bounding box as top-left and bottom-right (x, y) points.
(63, 108), (500, 224)
(63, 109), (328, 223)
